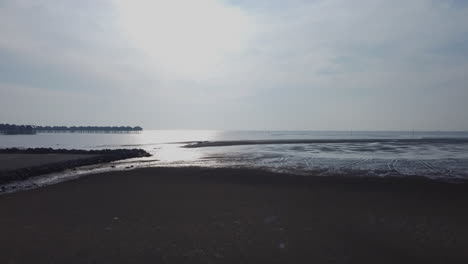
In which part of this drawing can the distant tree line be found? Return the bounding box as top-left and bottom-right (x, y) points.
(0, 124), (143, 135)
(0, 124), (36, 135)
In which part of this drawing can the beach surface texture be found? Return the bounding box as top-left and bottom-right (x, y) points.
(1, 167), (468, 263)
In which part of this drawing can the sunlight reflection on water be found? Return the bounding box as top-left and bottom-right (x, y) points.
(153, 143), (203, 162)
(1, 130), (468, 192)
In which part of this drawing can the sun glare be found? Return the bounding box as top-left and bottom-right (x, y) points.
(116, 0), (253, 80)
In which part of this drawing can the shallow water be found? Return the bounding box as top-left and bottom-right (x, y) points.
(1, 130), (468, 192)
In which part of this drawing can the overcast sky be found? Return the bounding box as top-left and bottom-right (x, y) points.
(1, 0), (467, 130)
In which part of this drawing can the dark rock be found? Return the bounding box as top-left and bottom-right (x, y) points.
(0, 148), (151, 185)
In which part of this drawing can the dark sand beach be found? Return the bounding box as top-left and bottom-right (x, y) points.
(1, 167), (468, 263)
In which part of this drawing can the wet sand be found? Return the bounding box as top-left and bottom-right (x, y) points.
(1, 167), (468, 263)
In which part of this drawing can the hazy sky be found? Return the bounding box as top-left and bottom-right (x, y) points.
(1, 0), (467, 130)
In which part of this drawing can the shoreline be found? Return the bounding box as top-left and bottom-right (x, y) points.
(2, 167), (468, 263)
(183, 138), (468, 148)
(0, 148), (150, 185)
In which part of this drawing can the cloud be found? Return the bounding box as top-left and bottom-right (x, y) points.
(0, 0), (467, 129)
(0, 1), (154, 92)
(114, 0), (257, 81)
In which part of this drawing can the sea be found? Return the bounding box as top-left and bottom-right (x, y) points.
(1, 130), (468, 191)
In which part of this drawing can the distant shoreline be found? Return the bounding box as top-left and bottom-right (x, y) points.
(184, 138), (468, 148)
(0, 124), (143, 135)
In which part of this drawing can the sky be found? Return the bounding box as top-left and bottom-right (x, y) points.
(0, 0), (467, 130)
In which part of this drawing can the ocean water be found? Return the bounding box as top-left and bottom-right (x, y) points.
(1, 130), (468, 191)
